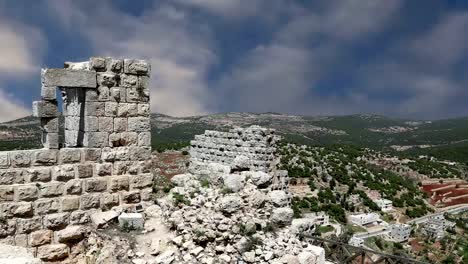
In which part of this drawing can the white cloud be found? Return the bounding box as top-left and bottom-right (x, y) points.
(0, 13), (46, 121)
(0, 88), (30, 122)
(410, 12), (468, 67)
(172, 0), (297, 20)
(0, 18), (45, 75)
(216, 0), (403, 115)
(47, 0), (217, 116)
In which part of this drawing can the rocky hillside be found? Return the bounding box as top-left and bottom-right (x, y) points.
(1, 113), (468, 162)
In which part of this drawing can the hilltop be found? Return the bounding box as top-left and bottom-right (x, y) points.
(1, 112), (468, 163)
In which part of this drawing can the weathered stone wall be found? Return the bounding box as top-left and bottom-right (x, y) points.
(0, 57), (153, 257)
(189, 125), (289, 190)
(189, 126), (279, 172)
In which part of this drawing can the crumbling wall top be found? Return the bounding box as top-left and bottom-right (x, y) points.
(33, 57), (151, 149)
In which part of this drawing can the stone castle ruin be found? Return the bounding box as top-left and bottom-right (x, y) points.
(0, 57), (153, 258)
(189, 126), (290, 190)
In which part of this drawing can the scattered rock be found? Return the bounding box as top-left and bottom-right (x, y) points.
(119, 213), (144, 230)
(90, 210), (119, 228)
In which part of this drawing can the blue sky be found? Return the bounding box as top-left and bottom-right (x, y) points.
(0, 0), (468, 122)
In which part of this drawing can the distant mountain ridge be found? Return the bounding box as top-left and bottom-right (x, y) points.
(1, 112), (468, 162)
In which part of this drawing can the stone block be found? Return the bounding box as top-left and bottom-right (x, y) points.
(130, 174), (154, 189)
(124, 59), (150, 75)
(14, 234), (28, 247)
(56, 225), (86, 243)
(83, 116), (99, 132)
(83, 132), (109, 148)
(84, 102), (105, 116)
(42, 68), (96, 88)
(127, 103), (138, 116)
(33, 101), (58, 117)
(99, 117), (114, 132)
(139, 160), (152, 173)
(30, 230), (53, 247)
(70, 211), (90, 225)
(10, 202), (34, 217)
(35, 198), (60, 215)
(90, 57), (106, 71)
(109, 133), (120, 147)
(42, 132), (59, 149)
(113, 161), (132, 175)
(138, 103), (150, 116)
(121, 74), (138, 88)
(140, 188), (152, 201)
(0, 152), (9, 168)
(41, 86), (57, 101)
(32, 149), (57, 166)
(121, 191), (141, 204)
(129, 147), (151, 161)
(44, 212), (70, 229)
(0, 219), (16, 238)
(37, 244), (69, 261)
(64, 130), (80, 147)
(121, 132), (138, 146)
(139, 76), (150, 102)
(82, 148), (102, 162)
(53, 165), (75, 181)
(16, 217), (42, 234)
(64, 116), (80, 131)
(97, 73), (117, 89)
(126, 88), (140, 103)
(138, 132), (152, 146)
(110, 87), (124, 102)
(76, 163), (94, 178)
(109, 59), (123, 73)
(101, 193), (120, 209)
(0, 169), (23, 184)
(117, 103), (129, 117)
(25, 167), (51, 182)
(128, 117), (150, 132)
(85, 178), (107, 192)
(97, 85), (110, 100)
(10, 151), (31, 167)
(90, 210), (119, 228)
(114, 118), (127, 132)
(80, 194), (100, 209)
(17, 184), (39, 201)
(39, 182), (64, 197)
(95, 163), (112, 176)
(85, 88), (99, 101)
(109, 176), (130, 192)
(62, 196), (80, 211)
(0, 186), (14, 201)
(59, 148), (82, 164)
(105, 102), (118, 116)
(118, 213), (144, 230)
(101, 147), (129, 162)
(41, 117), (59, 133)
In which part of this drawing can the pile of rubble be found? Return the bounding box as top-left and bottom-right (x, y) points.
(148, 161), (325, 264)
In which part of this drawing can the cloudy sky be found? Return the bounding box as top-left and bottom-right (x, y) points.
(0, 0), (467, 122)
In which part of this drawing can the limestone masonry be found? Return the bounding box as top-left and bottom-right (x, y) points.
(0, 57), (153, 256)
(189, 126), (279, 172)
(189, 126), (289, 190)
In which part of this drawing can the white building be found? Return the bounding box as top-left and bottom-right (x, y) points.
(348, 213), (381, 226)
(385, 224), (411, 242)
(349, 237), (364, 247)
(375, 199), (394, 212)
(303, 212), (330, 226)
(422, 215), (456, 240)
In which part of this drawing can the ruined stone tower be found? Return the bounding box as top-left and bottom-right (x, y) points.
(0, 57), (153, 253)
